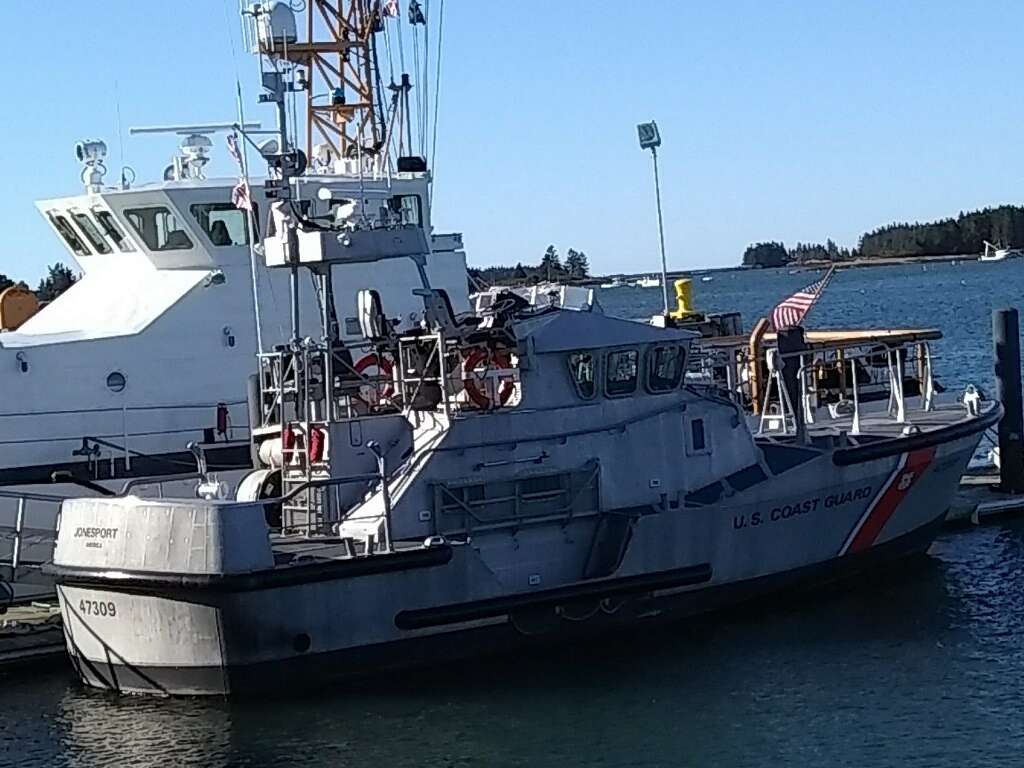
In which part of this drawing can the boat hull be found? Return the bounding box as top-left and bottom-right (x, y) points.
(54, 430), (981, 696)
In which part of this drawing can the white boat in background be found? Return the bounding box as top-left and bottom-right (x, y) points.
(0, 0), (466, 585)
(471, 283), (601, 314)
(980, 241), (1022, 262)
(633, 275), (661, 288)
(599, 277), (626, 289)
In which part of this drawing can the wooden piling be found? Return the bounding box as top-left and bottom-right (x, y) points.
(993, 308), (1024, 493)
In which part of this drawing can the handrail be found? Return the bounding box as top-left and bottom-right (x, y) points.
(120, 472), (204, 495)
(756, 341), (942, 438)
(0, 399), (247, 420)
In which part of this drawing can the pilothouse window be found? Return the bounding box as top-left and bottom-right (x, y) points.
(647, 345), (686, 392)
(71, 211), (112, 254)
(47, 212), (90, 257)
(93, 209), (134, 252)
(124, 206), (193, 251)
(390, 195), (422, 226)
(605, 349), (639, 397)
(190, 203), (251, 247)
(567, 352), (597, 399)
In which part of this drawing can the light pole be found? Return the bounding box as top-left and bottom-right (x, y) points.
(637, 120), (670, 315)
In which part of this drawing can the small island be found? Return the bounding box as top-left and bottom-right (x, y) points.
(742, 205), (1024, 267)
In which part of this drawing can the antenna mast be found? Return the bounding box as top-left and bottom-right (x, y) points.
(260, 1), (383, 164)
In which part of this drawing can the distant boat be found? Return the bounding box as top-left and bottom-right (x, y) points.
(701, 276), (714, 283)
(599, 277), (627, 289)
(980, 241), (1022, 262)
(633, 275), (661, 288)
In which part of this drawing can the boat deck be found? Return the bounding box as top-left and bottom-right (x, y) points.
(757, 399), (996, 449)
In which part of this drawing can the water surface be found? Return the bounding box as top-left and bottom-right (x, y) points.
(4, 259), (1023, 767)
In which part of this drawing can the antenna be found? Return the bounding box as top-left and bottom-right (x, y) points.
(252, 1), (385, 165)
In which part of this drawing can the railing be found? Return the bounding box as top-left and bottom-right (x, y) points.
(754, 342), (939, 438)
(0, 399), (248, 481)
(0, 473), (209, 584)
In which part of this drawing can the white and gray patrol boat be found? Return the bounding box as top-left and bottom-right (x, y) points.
(46, 32), (1000, 689)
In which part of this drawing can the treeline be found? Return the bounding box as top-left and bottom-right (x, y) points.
(860, 206), (1024, 259)
(742, 205), (1024, 267)
(0, 263), (78, 304)
(469, 245), (590, 289)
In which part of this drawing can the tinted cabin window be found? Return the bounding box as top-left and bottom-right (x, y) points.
(690, 418), (706, 452)
(71, 211), (112, 254)
(647, 345), (686, 392)
(390, 194), (422, 226)
(190, 203), (251, 247)
(124, 206), (193, 251)
(568, 352), (596, 399)
(93, 209), (134, 252)
(606, 349), (639, 397)
(48, 213), (90, 257)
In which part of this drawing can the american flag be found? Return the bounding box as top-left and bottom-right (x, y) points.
(382, 0), (400, 17)
(226, 132), (243, 169)
(231, 179), (253, 212)
(770, 266), (836, 331)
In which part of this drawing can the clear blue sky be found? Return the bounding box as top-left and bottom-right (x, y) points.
(5, 0), (1024, 282)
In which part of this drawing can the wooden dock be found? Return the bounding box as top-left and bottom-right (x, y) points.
(948, 469), (1024, 525)
(0, 601), (65, 669)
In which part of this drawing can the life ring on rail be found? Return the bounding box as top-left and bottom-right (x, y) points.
(462, 347), (515, 410)
(354, 353), (395, 405)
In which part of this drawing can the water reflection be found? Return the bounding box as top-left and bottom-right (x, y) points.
(9, 536), (1014, 768)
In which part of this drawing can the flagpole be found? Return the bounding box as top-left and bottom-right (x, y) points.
(802, 265), (836, 327)
(637, 121), (670, 316)
(651, 146), (670, 316)
(235, 81), (264, 356)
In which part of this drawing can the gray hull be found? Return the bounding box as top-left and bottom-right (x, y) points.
(55, 432), (979, 696)
(65, 513), (943, 696)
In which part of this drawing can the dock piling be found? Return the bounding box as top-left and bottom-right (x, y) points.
(993, 308), (1024, 493)
(777, 327), (807, 442)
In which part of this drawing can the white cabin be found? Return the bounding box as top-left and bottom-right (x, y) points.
(0, 170), (467, 483)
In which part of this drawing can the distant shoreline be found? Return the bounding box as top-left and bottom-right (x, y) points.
(585, 252), (979, 284)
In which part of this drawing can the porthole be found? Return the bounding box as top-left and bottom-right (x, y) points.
(106, 372), (126, 393)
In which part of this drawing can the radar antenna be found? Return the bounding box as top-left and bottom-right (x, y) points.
(253, 1), (385, 166)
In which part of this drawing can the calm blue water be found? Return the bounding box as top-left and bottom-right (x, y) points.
(3, 260), (1024, 768)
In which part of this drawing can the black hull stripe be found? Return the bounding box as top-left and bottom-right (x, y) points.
(47, 544), (453, 593)
(394, 563), (713, 630)
(832, 404), (1001, 466)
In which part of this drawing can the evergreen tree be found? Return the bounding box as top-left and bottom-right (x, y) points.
(540, 245), (561, 281)
(563, 249), (591, 279)
(742, 242), (789, 268)
(36, 262), (77, 302)
(565, 248), (581, 278)
(575, 250), (590, 278)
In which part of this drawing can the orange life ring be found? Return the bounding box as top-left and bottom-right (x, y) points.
(462, 347), (515, 409)
(354, 353), (395, 404)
